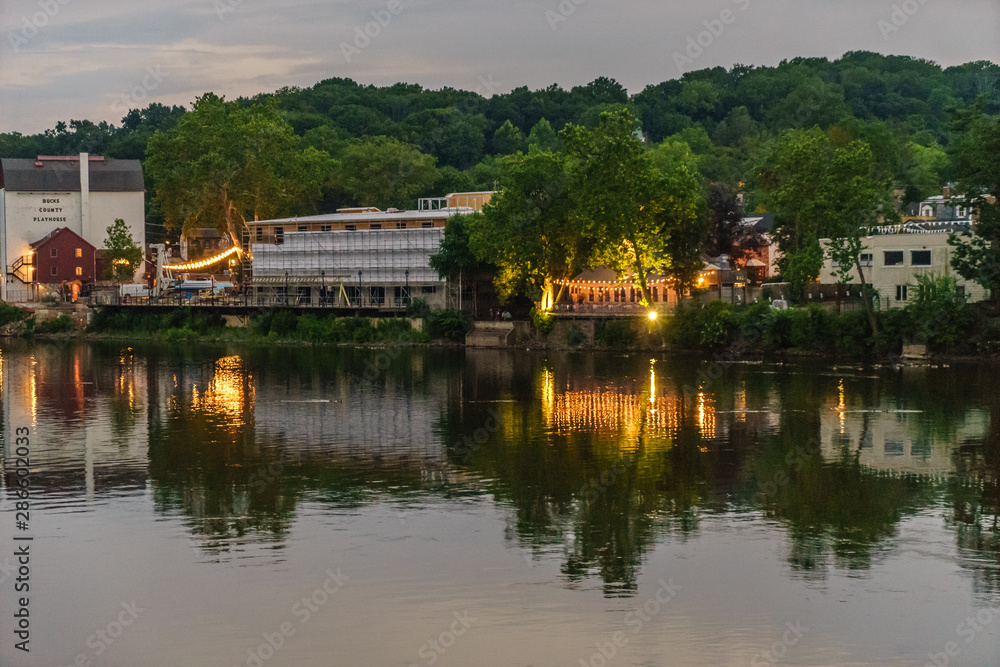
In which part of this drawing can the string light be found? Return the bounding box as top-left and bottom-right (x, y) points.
(166, 246), (242, 272)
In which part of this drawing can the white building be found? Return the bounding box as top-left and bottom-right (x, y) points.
(819, 222), (988, 307)
(0, 153), (145, 301)
(247, 194), (490, 310)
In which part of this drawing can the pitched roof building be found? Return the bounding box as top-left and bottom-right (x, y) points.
(0, 153), (145, 301)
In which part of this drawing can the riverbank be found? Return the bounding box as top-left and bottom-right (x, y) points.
(5, 299), (999, 360)
(1, 305), (473, 347)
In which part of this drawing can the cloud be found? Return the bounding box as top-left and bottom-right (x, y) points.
(0, 0), (998, 134)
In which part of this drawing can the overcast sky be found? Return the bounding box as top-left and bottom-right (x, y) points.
(1, 0), (998, 135)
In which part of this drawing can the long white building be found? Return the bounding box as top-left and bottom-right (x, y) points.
(247, 194), (491, 309)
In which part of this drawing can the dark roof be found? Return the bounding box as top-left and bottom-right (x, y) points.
(742, 214), (774, 232)
(0, 157), (144, 192)
(29, 227), (95, 250)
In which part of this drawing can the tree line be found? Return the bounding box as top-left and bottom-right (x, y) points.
(1, 51), (997, 306)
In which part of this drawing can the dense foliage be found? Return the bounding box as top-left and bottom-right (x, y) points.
(2, 53), (996, 247)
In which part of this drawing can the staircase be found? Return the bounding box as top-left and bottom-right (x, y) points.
(465, 321), (513, 347)
(9, 254), (33, 284)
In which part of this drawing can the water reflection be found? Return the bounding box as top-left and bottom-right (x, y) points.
(2, 342), (998, 603)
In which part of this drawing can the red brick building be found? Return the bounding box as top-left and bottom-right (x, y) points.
(29, 227), (97, 284)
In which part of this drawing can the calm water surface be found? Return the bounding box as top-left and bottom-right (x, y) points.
(1, 342), (998, 666)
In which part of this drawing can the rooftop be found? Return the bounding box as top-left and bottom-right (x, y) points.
(0, 155), (144, 192)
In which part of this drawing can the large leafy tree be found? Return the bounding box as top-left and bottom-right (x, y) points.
(145, 94), (331, 249)
(754, 128), (832, 297)
(562, 109), (702, 305)
(948, 101), (1000, 305)
(466, 148), (585, 303)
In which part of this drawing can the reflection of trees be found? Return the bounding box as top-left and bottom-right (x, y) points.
(145, 350), (301, 557)
(948, 395), (1000, 601)
(441, 356), (971, 594)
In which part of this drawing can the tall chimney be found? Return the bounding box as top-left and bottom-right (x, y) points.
(79, 153), (90, 241)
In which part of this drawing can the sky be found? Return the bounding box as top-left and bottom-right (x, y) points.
(1, 0), (998, 135)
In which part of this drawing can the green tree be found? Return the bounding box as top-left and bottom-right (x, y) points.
(334, 136), (438, 210)
(822, 140), (893, 332)
(562, 110), (701, 305)
(145, 94), (331, 248)
(104, 218), (143, 283)
(429, 214), (497, 317)
(526, 118), (560, 152)
(754, 128), (832, 298)
(466, 148), (584, 303)
(947, 101), (1000, 305)
(492, 120), (525, 155)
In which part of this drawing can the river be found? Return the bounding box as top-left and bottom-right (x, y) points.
(0, 341), (997, 666)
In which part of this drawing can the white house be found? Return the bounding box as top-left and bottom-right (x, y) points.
(0, 153), (145, 301)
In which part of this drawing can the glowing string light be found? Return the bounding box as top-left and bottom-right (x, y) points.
(165, 246), (242, 272)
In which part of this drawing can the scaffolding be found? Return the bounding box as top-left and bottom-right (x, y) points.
(249, 228), (447, 309)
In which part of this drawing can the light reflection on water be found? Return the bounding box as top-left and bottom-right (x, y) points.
(0, 341), (997, 666)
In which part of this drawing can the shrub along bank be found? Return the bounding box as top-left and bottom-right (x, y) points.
(660, 299), (997, 356)
(82, 307), (473, 345)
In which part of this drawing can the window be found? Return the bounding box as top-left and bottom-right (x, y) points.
(956, 285), (966, 301)
(297, 225), (307, 232)
(321, 224), (331, 232)
(369, 286), (385, 304)
(911, 250), (931, 266)
(860, 253), (873, 267)
(75, 248), (82, 258)
(396, 222), (407, 229)
(883, 250), (904, 266)
(422, 222), (433, 228)
(75, 267), (82, 276)
(370, 223), (381, 230)
(884, 437), (904, 456)
(275, 226), (284, 244)
(896, 285), (908, 301)
(345, 224), (356, 231)
(50, 248), (58, 258)
(421, 285), (437, 294)
(51, 266), (58, 276)
(255, 227), (263, 242)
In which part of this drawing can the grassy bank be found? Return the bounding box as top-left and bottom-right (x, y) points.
(23, 307), (474, 346)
